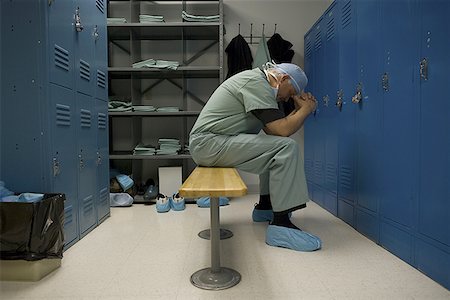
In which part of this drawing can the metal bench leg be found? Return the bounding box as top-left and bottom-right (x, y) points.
(190, 197), (241, 290)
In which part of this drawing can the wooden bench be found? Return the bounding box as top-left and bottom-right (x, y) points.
(179, 167), (247, 290)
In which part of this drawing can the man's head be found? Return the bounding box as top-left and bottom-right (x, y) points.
(265, 62), (308, 101)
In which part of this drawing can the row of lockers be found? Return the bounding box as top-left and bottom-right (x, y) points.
(304, 0), (449, 289)
(0, 0), (109, 248)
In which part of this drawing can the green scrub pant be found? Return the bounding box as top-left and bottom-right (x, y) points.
(189, 132), (309, 212)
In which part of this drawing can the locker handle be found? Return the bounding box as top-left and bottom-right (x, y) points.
(93, 26), (99, 41)
(382, 73), (389, 91)
(352, 83), (362, 104)
(53, 157), (60, 177)
(75, 7), (84, 32)
(420, 58), (428, 81)
(78, 154), (84, 169)
(323, 95), (329, 107)
(336, 90), (343, 111)
(97, 152), (102, 166)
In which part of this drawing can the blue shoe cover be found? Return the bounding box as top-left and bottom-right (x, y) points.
(196, 196), (229, 208)
(265, 225), (321, 252)
(156, 194), (170, 213)
(170, 193), (185, 211)
(252, 208), (292, 222)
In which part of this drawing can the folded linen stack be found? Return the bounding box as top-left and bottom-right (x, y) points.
(139, 14), (164, 23)
(132, 58), (179, 70)
(133, 143), (156, 156)
(182, 11), (219, 22)
(109, 101), (133, 112)
(157, 138), (181, 155)
(107, 17), (127, 24)
(156, 106), (180, 112)
(133, 105), (156, 112)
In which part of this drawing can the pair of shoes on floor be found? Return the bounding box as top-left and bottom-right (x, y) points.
(156, 193), (185, 213)
(265, 224), (322, 252)
(196, 196), (229, 208)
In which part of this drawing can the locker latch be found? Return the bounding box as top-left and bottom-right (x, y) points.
(382, 73), (389, 91)
(75, 7), (84, 32)
(52, 157), (60, 177)
(420, 58), (428, 81)
(323, 95), (329, 107)
(93, 25), (99, 41)
(352, 83), (362, 104)
(78, 154), (84, 169)
(336, 90), (343, 111)
(97, 152), (102, 166)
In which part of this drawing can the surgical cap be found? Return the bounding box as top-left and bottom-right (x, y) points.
(274, 63), (308, 94)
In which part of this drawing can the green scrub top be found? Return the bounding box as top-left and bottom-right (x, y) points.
(190, 68), (278, 136)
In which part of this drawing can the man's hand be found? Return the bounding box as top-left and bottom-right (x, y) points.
(293, 92), (317, 115)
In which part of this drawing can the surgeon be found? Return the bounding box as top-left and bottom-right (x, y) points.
(189, 62), (321, 252)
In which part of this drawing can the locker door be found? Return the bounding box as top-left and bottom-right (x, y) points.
(77, 92), (97, 236)
(94, 0), (108, 101)
(337, 0), (357, 226)
(312, 17), (326, 207)
(75, 0), (95, 96)
(48, 0), (75, 90)
(417, 0), (450, 247)
(304, 30), (315, 200)
(50, 84), (79, 248)
(354, 0), (382, 242)
(379, 0), (418, 264)
(96, 99), (110, 222)
(322, 2), (340, 215)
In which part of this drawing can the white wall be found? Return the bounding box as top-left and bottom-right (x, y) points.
(223, 0), (332, 193)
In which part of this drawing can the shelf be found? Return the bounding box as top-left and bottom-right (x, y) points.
(108, 22), (220, 40)
(108, 66), (220, 79)
(109, 111), (200, 116)
(110, 152), (192, 160)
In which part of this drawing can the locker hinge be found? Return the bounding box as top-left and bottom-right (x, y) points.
(336, 90), (343, 111)
(323, 95), (330, 107)
(75, 7), (84, 32)
(420, 58), (428, 81)
(382, 73), (389, 91)
(52, 157), (60, 177)
(352, 83), (362, 104)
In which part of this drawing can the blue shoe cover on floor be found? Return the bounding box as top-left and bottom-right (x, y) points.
(156, 194), (170, 213)
(252, 208), (292, 222)
(196, 196), (229, 208)
(170, 193), (185, 211)
(265, 225), (321, 252)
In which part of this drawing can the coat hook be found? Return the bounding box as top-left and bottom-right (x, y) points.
(262, 24), (265, 36)
(274, 23), (277, 35)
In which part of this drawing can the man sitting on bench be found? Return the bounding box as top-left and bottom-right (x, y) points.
(189, 62), (321, 252)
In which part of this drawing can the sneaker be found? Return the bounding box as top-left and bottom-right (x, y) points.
(196, 196), (229, 208)
(170, 193), (185, 211)
(156, 193), (170, 213)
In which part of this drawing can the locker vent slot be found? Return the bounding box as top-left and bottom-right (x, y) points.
(98, 113), (106, 130)
(339, 166), (353, 189)
(96, 0), (105, 14)
(79, 60), (91, 81)
(314, 29), (322, 51)
(64, 206), (74, 227)
(56, 104), (71, 126)
(305, 39), (312, 58)
(54, 45), (70, 72)
(305, 158), (313, 175)
(83, 195), (94, 213)
(326, 163), (337, 184)
(80, 109), (92, 128)
(342, 1), (352, 29)
(326, 17), (335, 41)
(97, 70), (106, 89)
(314, 161), (324, 180)
(100, 188), (108, 205)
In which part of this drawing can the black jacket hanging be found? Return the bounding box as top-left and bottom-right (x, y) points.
(225, 34), (253, 79)
(267, 33), (294, 64)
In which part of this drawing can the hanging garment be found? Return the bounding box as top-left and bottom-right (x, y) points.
(252, 35), (271, 69)
(267, 33), (294, 64)
(225, 34), (253, 78)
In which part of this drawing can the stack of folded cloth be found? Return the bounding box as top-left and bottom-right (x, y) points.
(156, 106), (180, 112)
(107, 17), (127, 24)
(132, 58), (179, 70)
(133, 105), (156, 112)
(182, 11), (220, 22)
(139, 14), (164, 23)
(133, 143), (156, 155)
(157, 138), (181, 155)
(109, 101), (133, 112)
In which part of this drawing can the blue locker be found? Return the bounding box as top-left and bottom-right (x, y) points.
(354, 0), (382, 242)
(94, 0), (108, 102)
(322, 2), (340, 215)
(337, 0), (358, 226)
(76, 0), (95, 97)
(96, 99), (110, 222)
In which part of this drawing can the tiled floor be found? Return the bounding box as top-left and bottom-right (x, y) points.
(1, 195), (449, 299)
